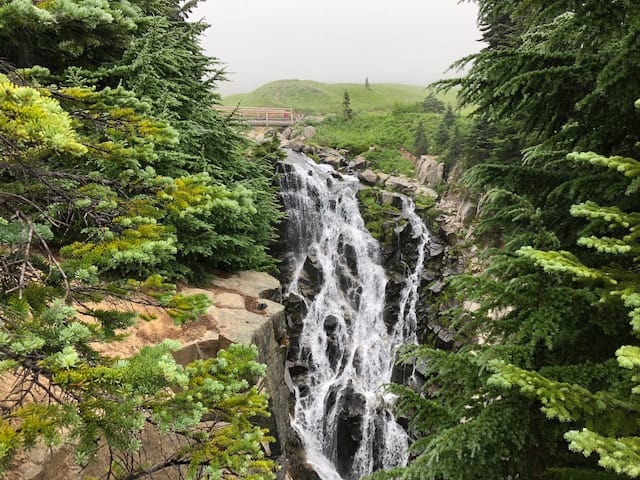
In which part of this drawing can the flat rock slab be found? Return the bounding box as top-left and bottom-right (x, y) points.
(213, 291), (246, 309)
(215, 299), (285, 346)
(212, 271), (281, 299)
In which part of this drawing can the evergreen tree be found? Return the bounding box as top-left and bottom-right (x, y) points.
(435, 120), (450, 150)
(422, 94), (445, 113)
(380, 1), (640, 479)
(442, 105), (456, 129)
(493, 147), (640, 478)
(0, 0), (281, 476)
(414, 120), (429, 156)
(343, 90), (353, 120)
(0, 72), (275, 478)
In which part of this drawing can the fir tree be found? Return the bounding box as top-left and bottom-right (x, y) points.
(343, 90), (353, 120)
(494, 147), (640, 478)
(414, 120), (429, 156)
(380, 1), (640, 479)
(435, 120), (450, 150)
(422, 94), (445, 113)
(0, 0), (281, 476)
(442, 105), (456, 129)
(0, 73), (276, 478)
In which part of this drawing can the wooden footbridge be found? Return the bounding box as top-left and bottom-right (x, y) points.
(215, 106), (300, 127)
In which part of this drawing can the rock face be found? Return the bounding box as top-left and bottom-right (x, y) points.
(415, 155), (444, 187)
(8, 271), (294, 480)
(352, 186), (461, 356)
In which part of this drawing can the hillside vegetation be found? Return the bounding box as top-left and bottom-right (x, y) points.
(224, 79), (458, 115)
(0, 0), (280, 477)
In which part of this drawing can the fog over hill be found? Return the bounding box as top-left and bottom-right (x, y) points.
(190, 0), (481, 96)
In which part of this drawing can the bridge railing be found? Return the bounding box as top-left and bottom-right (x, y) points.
(214, 106), (298, 126)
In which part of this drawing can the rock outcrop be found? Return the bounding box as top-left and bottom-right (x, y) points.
(8, 271), (294, 480)
(414, 155), (444, 187)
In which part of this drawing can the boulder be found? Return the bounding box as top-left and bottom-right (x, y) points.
(358, 169), (378, 186)
(281, 127), (293, 139)
(377, 172), (390, 184)
(211, 271), (281, 300)
(415, 185), (439, 199)
(297, 252), (324, 299)
(290, 141), (304, 153)
(384, 175), (415, 195)
(380, 191), (404, 209)
(458, 202), (477, 226)
(302, 145), (316, 155)
(415, 155), (444, 187)
(348, 156), (367, 171)
(428, 239), (445, 257)
(335, 385), (367, 478)
(303, 125), (316, 139)
(322, 155), (342, 169)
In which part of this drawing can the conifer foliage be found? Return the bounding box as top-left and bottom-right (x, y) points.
(0, 0), (279, 477)
(379, 1), (640, 479)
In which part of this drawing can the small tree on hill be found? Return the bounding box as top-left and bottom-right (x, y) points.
(436, 121), (450, 150)
(443, 105), (456, 128)
(414, 120), (429, 156)
(422, 94), (445, 113)
(343, 90), (353, 120)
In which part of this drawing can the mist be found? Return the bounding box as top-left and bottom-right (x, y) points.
(191, 0), (481, 96)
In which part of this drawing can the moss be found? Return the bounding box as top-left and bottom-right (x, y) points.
(357, 188), (405, 245)
(412, 194), (441, 232)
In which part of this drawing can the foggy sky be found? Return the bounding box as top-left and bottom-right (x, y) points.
(191, 1), (481, 96)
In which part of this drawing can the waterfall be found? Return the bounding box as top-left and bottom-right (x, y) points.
(280, 151), (432, 480)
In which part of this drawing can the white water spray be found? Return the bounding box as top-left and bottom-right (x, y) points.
(280, 151), (432, 480)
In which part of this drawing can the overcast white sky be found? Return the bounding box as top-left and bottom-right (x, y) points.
(191, 1), (481, 96)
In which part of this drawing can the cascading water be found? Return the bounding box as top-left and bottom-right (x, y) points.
(280, 151), (432, 480)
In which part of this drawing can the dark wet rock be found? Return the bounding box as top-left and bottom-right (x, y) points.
(324, 315), (339, 332)
(285, 292), (308, 333)
(338, 238), (359, 276)
(335, 386), (366, 478)
(422, 270), (437, 281)
(287, 361), (309, 379)
(298, 253), (323, 299)
(326, 336), (341, 370)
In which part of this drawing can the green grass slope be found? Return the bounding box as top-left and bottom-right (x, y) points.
(223, 80), (456, 115)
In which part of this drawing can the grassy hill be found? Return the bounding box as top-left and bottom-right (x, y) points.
(223, 80), (459, 115)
